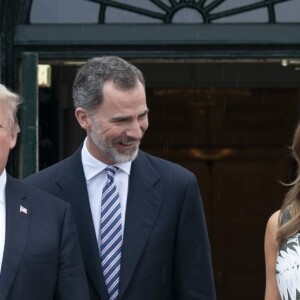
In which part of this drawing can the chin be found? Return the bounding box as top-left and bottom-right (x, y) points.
(114, 149), (139, 164)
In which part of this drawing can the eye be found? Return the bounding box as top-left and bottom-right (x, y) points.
(139, 113), (147, 119)
(138, 112), (148, 121)
(112, 118), (128, 123)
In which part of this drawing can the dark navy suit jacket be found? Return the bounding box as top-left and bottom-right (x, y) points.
(25, 148), (216, 300)
(0, 176), (89, 300)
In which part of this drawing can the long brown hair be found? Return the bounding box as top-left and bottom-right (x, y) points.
(277, 123), (300, 242)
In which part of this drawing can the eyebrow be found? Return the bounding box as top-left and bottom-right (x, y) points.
(111, 108), (149, 122)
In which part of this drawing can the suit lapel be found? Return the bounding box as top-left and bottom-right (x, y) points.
(54, 149), (109, 300)
(0, 176), (31, 300)
(119, 152), (162, 298)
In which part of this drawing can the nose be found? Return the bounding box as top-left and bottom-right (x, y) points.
(126, 120), (146, 140)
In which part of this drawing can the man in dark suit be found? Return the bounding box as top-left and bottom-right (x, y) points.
(25, 56), (216, 300)
(0, 83), (89, 299)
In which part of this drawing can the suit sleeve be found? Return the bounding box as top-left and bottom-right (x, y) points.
(55, 203), (90, 300)
(173, 173), (216, 300)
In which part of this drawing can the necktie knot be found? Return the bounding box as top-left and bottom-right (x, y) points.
(105, 166), (119, 179)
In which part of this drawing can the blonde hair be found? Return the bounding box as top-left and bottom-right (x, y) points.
(0, 83), (21, 134)
(277, 123), (300, 241)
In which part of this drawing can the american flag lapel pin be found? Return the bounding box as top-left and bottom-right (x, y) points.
(20, 205), (28, 215)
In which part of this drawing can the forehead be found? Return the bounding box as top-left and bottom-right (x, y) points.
(101, 81), (147, 112)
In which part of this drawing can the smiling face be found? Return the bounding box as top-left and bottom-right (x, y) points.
(75, 80), (149, 164)
(0, 103), (17, 175)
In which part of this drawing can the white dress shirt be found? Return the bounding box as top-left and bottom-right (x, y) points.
(0, 169), (7, 273)
(81, 139), (131, 243)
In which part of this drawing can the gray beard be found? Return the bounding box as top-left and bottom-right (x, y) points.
(90, 131), (140, 164)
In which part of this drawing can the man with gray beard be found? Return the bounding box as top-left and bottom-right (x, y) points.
(25, 56), (216, 300)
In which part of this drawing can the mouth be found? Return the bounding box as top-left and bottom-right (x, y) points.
(117, 138), (138, 147)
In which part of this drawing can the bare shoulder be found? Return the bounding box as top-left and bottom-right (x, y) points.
(267, 210), (280, 229)
(265, 210), (280, 245)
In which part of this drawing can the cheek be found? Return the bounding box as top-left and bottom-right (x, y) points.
(101, 125), (125, 139)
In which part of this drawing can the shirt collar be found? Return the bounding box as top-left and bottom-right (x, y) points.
(0, 169), (7, 204)
(81, 138), (132, 180)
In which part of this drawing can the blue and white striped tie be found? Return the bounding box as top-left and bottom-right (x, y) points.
(100, 166), (122, 300)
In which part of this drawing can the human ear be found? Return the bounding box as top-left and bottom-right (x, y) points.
(75, 108), (91, 130)
(9, 130), (17, 149)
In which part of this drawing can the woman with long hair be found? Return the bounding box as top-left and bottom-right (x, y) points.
(264, 124), (300, 300)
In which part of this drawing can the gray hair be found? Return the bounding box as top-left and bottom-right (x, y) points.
(72, 56), (145, 113)
(0, 83), (21, 133)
